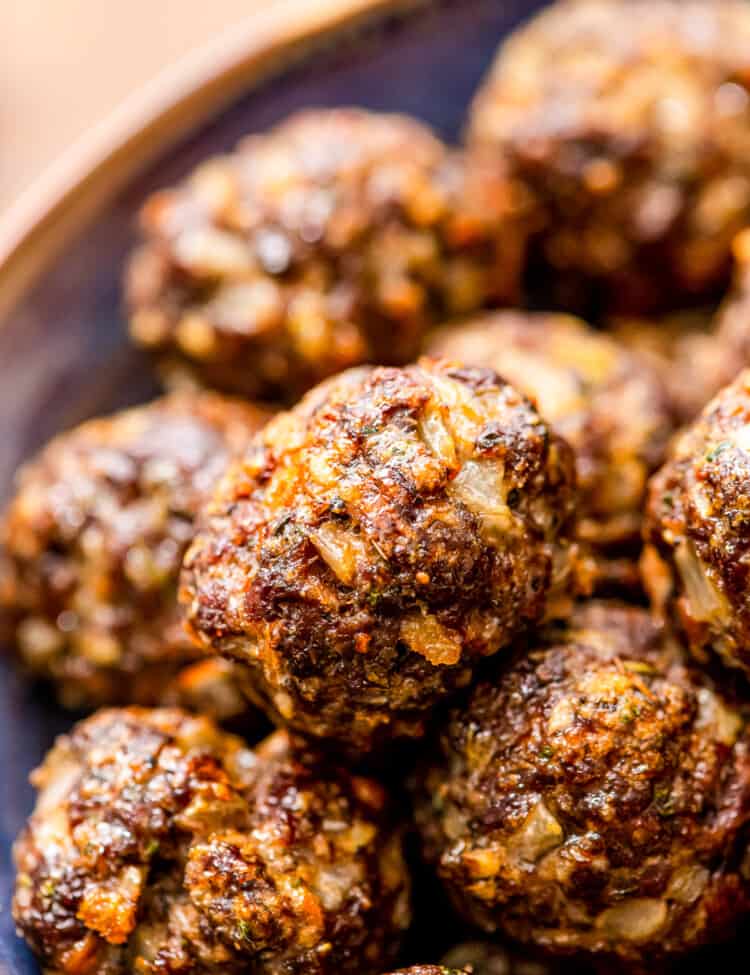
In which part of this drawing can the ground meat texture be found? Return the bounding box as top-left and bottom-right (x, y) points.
(0, 392), (270, 710)
(427, 312), (674, 592)
(467, 0), (750, 315)
(643, 369), (750, 677)
(13, 708), (410, 975)
(181, 359), (579, 754)
(125, 108), (531, 402)
(413, 602), (750, 965)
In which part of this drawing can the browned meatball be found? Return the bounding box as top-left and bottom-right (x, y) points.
(13, 708), (410, 975)
(413, 602), (750, 965)
(427, 312), (674, 592)
(126, 108), (531, 402)
(0, 392), (270, 710)
(643, 369), (750, 676)
(181, 359), (580, 754)
(468, 0), (750, 314)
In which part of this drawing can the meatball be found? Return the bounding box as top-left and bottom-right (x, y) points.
(125, 108), (531, 402)
(0, 392), (270, 710)
(427, 312), (674, 591)
(643, 369), (750, 676)
(413, 602), (750, 965)
(13, 708), (410, 975)
(468, 0), (750, 314)
(181, 359), (579, 753)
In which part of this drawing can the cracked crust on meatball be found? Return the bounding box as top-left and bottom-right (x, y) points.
(643, 369), (750, 676)
(468, 0), (750, 314)
(125, 108), (532, 402)
(13, 708), (410, 975)
(180, 359), (579, 753)
(427, 312), (674, 592)
(414, 602), (750, 965)
(0, 392), (270, 710)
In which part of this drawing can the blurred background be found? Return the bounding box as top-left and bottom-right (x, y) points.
(0, 0), (261, 213)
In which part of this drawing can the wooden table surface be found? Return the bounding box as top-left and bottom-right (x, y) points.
(0, 1), (267, 215)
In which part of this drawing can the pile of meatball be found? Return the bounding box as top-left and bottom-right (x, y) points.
(8, 2), (750, 972)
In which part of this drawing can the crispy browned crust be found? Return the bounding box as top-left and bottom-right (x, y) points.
(180, 359), (579, 753)
(643, 369), (750, 675)
(427, 312), (674, 592)
(13, 708), (410, 975)
(468, 0), (750, 314)
(414, 602), (750, 964)
(0, 392), (270, 709)
(125, 108), (532, 402)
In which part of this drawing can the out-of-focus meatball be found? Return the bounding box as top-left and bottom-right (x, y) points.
(414, 602), (750, 965)
(0, 392), (270, 710)
(468, 0), (750, 314)
(441, 942), (556, 975)
(610, 310), (729, 424)
(13, 708), (410, 975)
(181, 359), (579, 754)
(643, 369), (750, 676)
(427, 312), (673, 591)
(126, 108), (531, 402)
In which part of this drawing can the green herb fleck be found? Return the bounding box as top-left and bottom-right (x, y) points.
(538, 744), (555, 762)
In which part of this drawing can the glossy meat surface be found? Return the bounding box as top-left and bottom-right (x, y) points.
(13, 709), (410, 974)
(414, 602), (750, 964)
(181, 359), (579, 753)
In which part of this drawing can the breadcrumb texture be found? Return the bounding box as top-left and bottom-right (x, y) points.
(414, 602), (750, 964)
(181, 359), (578, 753)
(13, 708), (410, 975)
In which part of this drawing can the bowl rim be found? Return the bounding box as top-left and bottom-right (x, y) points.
(0, 0), (424, 323)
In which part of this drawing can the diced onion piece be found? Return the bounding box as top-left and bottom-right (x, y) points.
(309, 522), (369, 586)
(418, 406), (457, 467)
(696, 688), (743, 746)
(596, 898), (667, 942)
(400, 613), (462, 666)
(666, 865), (709, 905)
(674, 540), (727, 623)
(430, 375), (487, 449)
(450, 460), (508, 518)
(508, 801), (564, 863)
